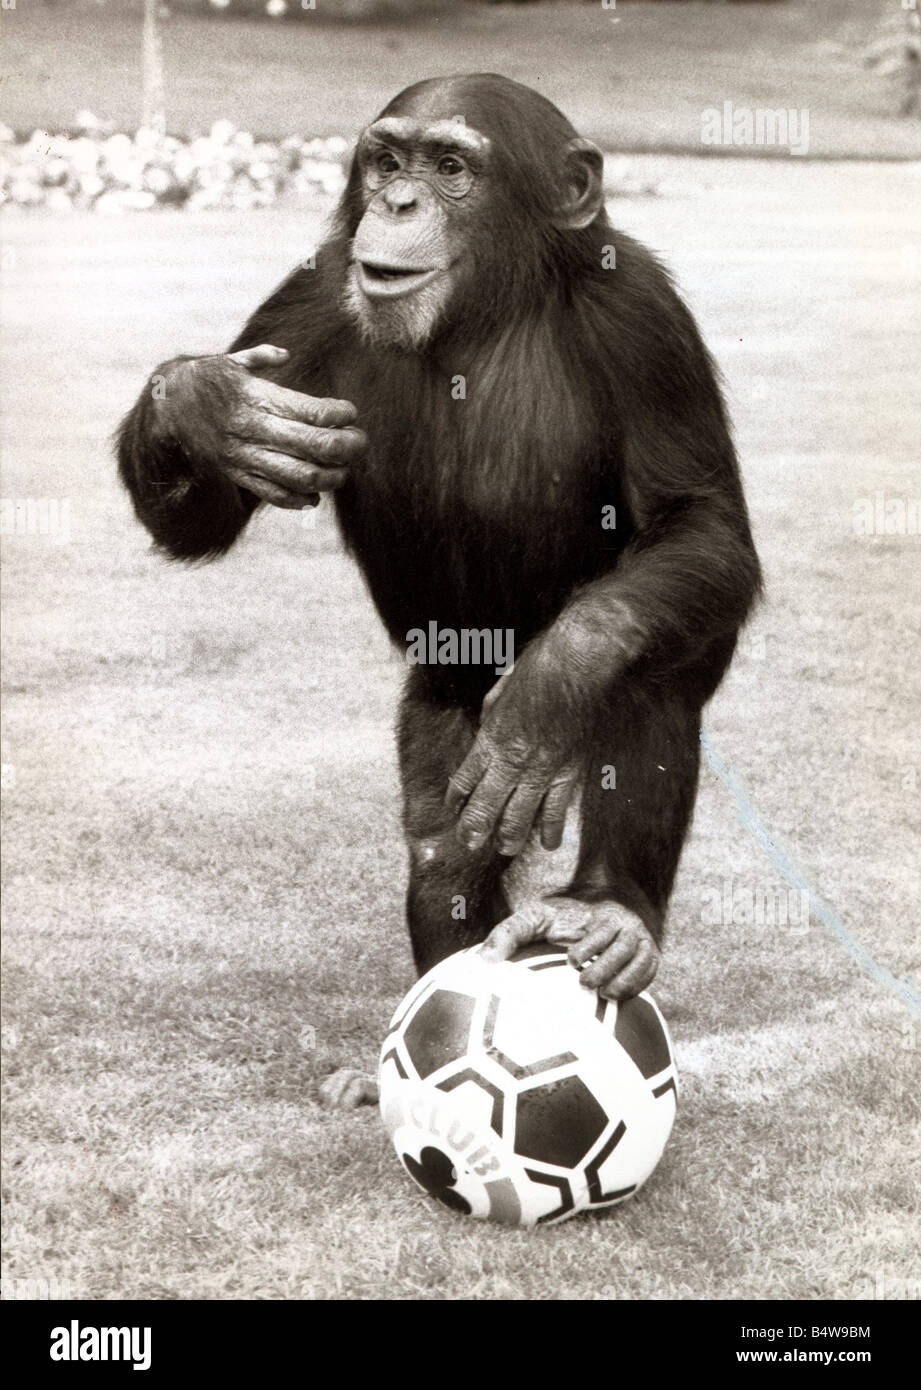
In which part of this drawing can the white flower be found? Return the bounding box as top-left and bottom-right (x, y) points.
(74, 110), (101, 133)
(210, 120), (237, 146)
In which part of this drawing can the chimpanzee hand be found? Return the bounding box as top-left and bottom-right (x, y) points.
(445, 689), (580, 858)
(478, 897), (661, 1001)
(156, 343), (367, 508)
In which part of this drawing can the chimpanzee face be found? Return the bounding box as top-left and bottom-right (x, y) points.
(343, 115), (491, 351)
(341, 76), (604, 353)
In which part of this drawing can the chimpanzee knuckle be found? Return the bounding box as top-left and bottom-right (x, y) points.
(223, 463), (253, 492)
(618, 920), (641, 948)
(302, 402), (333, 429)
(297, 467), (319, 493)
(483, 923), (513, 955)
(499, 809), (529, 842)
(568, 933), (600, 967)
(543, 795), (569, 828)
(478, 742), (514, 780)
(304, 428), (340, 464)
(555, 902), (593, 936)
(480, 920), (526, 963)
(503, 736), (536, 770)
(460, 804), (490, 834)
(522, 768), (552, 797)
(225, 403), (253, 440)
(631, 939), (657, 974)
(580, 960), (607, 990)
(318, 465), (348, 490)
(460, 806), (493, 841)
(255, 479), (293, 507)
(339, 426), (369, 458)
(499, 792), (542, 844)
(516, 901), (552, 934)
(503, 916), (536, 950)
(192, 353), (230, 390)
(549, 769), (577, 798)
(446, 770), (473, 803)
(309, 397), (358, 429)
(223, 438), (253, 474)
(608, 945), (658, 999)
(599, 979), (624, 1002)
(320, 427), (365, 464)
(540, 823), (564, 851)
(575, 924), (612, 959)
(238, 475), (277, 504)
(497, 829), (528, 857)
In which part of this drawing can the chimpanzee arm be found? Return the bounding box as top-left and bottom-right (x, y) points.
(116, 265), (357, 562)
(497, 247), (762, 729)
(508, 405), (761, 744)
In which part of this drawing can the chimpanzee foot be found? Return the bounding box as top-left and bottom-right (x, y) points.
(479, 896), (660, 1000)
(318, 1067), (379, 1110)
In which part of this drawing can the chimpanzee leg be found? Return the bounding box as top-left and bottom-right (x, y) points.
(397, 673), (510, 975)
(504, 678), (702, 943)
(319, 674), (509, 1110)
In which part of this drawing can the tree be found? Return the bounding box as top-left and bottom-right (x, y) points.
(142, 0), (166, 136)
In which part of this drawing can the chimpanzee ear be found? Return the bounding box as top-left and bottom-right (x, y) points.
(554, 138), (605, 231)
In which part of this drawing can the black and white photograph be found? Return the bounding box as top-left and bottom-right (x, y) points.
(1, 0), (919, 1337)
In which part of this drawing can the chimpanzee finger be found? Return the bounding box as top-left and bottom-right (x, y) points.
(238, 410), (364, 466)
(496, 783), (545, 857)
(224, 462), (320, 509)
(567, 918), (620, 969)
(477, 901), (551, 963)
(578, 927), (643, 990)
(244, 373), (361, 431)
(228, 343), (290, 372)
(598, 939), (660, 1001)
(246, 417), (366, 466)
(480, 667), (514, 722)
(454, 765), (517, 851)
(228, 448), (350, 498)
(538, 767), (579, 851)
(445, 740), (489, 815)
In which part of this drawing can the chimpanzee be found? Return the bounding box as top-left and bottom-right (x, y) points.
(118, 75), (761, 1107)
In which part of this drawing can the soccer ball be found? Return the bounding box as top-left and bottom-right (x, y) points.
(378, 942), (678, 1227)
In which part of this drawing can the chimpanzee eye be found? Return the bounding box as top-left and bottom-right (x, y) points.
(375, 150), (400, 175)
(437, 155), (465, 178)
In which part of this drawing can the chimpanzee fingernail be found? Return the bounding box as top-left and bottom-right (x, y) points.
(466, 834), (486, 851)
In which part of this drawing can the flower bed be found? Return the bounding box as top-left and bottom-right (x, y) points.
(0, 116), (349, 212)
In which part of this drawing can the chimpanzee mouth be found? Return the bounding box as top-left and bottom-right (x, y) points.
(357, 261), (442, 300)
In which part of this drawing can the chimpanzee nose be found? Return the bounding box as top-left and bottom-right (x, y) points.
(382, 178), (420, 215)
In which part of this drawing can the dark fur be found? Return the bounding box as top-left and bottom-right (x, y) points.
(117, 75), (761, 970)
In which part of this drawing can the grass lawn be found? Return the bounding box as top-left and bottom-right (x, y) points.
(1, 154), (919, 1299)
(1, 0), (919, 156)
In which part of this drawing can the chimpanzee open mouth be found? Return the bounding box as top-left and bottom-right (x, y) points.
(357, 262), (441, 299)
